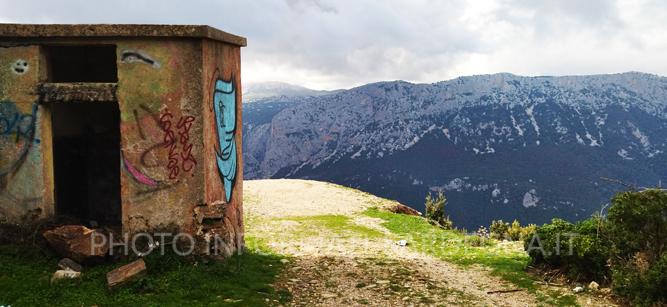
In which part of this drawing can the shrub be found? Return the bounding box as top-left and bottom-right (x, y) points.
(524, 189), (667, 305)
(476, 226), (489, 238)
(506, 220), (522, 241)
(466, 234), (490, 247)
(612, 252), (667, 306)
(439, 217), (454, 230)
(607, 189), (667, 305)
(519, 223), (537, 242)
(424, 192), (453, 229)
(489, 220), (510, 240)
(524, 217), (610, 282)
(607, 189), (667, 265)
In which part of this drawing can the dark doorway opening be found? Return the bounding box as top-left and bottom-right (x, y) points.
(52, 102), (121, 226)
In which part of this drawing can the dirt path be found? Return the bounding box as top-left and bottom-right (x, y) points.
(244, 179), (617, 306)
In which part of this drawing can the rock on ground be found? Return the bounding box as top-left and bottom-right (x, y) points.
(58, 258), (83, 272)
(43, 225), (109, 263)
(51, 270), (81, 283)
(106, 258), (147, 289)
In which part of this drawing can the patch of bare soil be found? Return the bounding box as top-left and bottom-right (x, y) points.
(244, 179), (392, 218)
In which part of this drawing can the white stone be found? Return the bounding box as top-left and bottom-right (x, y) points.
(51, 270), (81, 283)
(588, 281), (599, 291)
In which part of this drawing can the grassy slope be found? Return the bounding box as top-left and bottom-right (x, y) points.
(0, 241), (288, 306)
(1, 181), (579, 306)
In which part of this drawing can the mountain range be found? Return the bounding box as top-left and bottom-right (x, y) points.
(243, 81), (339, 102)
(242, 73), (667, 229)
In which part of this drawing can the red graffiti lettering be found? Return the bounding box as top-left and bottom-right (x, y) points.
(159, 110), (197, 179)
(177, 116), (197, 173)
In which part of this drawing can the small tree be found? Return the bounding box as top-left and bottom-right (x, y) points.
(425, 191), (453, 229)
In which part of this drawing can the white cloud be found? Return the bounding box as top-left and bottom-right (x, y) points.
(1, 0), (666, 90)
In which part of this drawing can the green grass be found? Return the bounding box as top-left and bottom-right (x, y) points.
(281, 214), (385, 239)
(0, 240), (288, 306)
(364, 208), (578, 306)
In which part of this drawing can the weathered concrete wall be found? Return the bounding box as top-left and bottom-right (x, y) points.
(116, 39), (204, 235)
(0, 45), (54, 223)
(0, 36), (244, 256)
(200, 39), (244, 256)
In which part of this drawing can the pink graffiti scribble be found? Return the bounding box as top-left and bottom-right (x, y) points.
(123, 156), (158, 187)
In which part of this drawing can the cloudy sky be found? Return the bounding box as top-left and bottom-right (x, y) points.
(1, 0), (666, 90)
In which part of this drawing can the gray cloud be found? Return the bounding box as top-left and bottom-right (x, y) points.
(284, 0), (338, 13)
(0, 0), (665, 89)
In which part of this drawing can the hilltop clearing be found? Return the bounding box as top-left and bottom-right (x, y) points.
(244, 179), (618, 306)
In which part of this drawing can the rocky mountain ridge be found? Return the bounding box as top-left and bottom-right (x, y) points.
(243, 72), (667, 228)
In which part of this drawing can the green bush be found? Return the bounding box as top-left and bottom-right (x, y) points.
(607, 189), (667, 305)
(489, 220), (510, 240)
(524, 217), (610, 282)
(519, 223), (537, 242)
(607, 189), (667, 265)
(611, 253), (667, 306)
(507, 220), (522, 241)
(466, 234), (491, 247)
(424, 192), (453, 229)
(524, 189), (667, 305)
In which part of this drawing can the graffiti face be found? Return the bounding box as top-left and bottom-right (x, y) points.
(10, 59), (29, 75)
(213, 79), (237, 202)
(0, 101), (38, 176)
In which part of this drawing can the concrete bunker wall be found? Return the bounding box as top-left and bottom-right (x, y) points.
(0, 36), (243, 255)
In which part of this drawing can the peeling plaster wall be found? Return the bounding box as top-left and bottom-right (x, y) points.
(0, 45), (54, 223)
(116, 39), (204, 235)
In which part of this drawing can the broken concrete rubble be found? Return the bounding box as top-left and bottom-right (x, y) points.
(106, 259), (147, 289)
(43, 225), (109, 263)
(51, 270), (81, 283)
(58, 258), (83, 272)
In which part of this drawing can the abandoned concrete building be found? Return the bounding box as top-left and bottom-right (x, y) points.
(0, 24), (245, 255)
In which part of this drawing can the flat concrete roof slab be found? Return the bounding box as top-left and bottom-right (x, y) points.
(0, 24), (246, 46)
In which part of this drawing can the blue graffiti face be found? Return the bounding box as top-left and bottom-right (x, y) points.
(213, 79), (237, 202)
